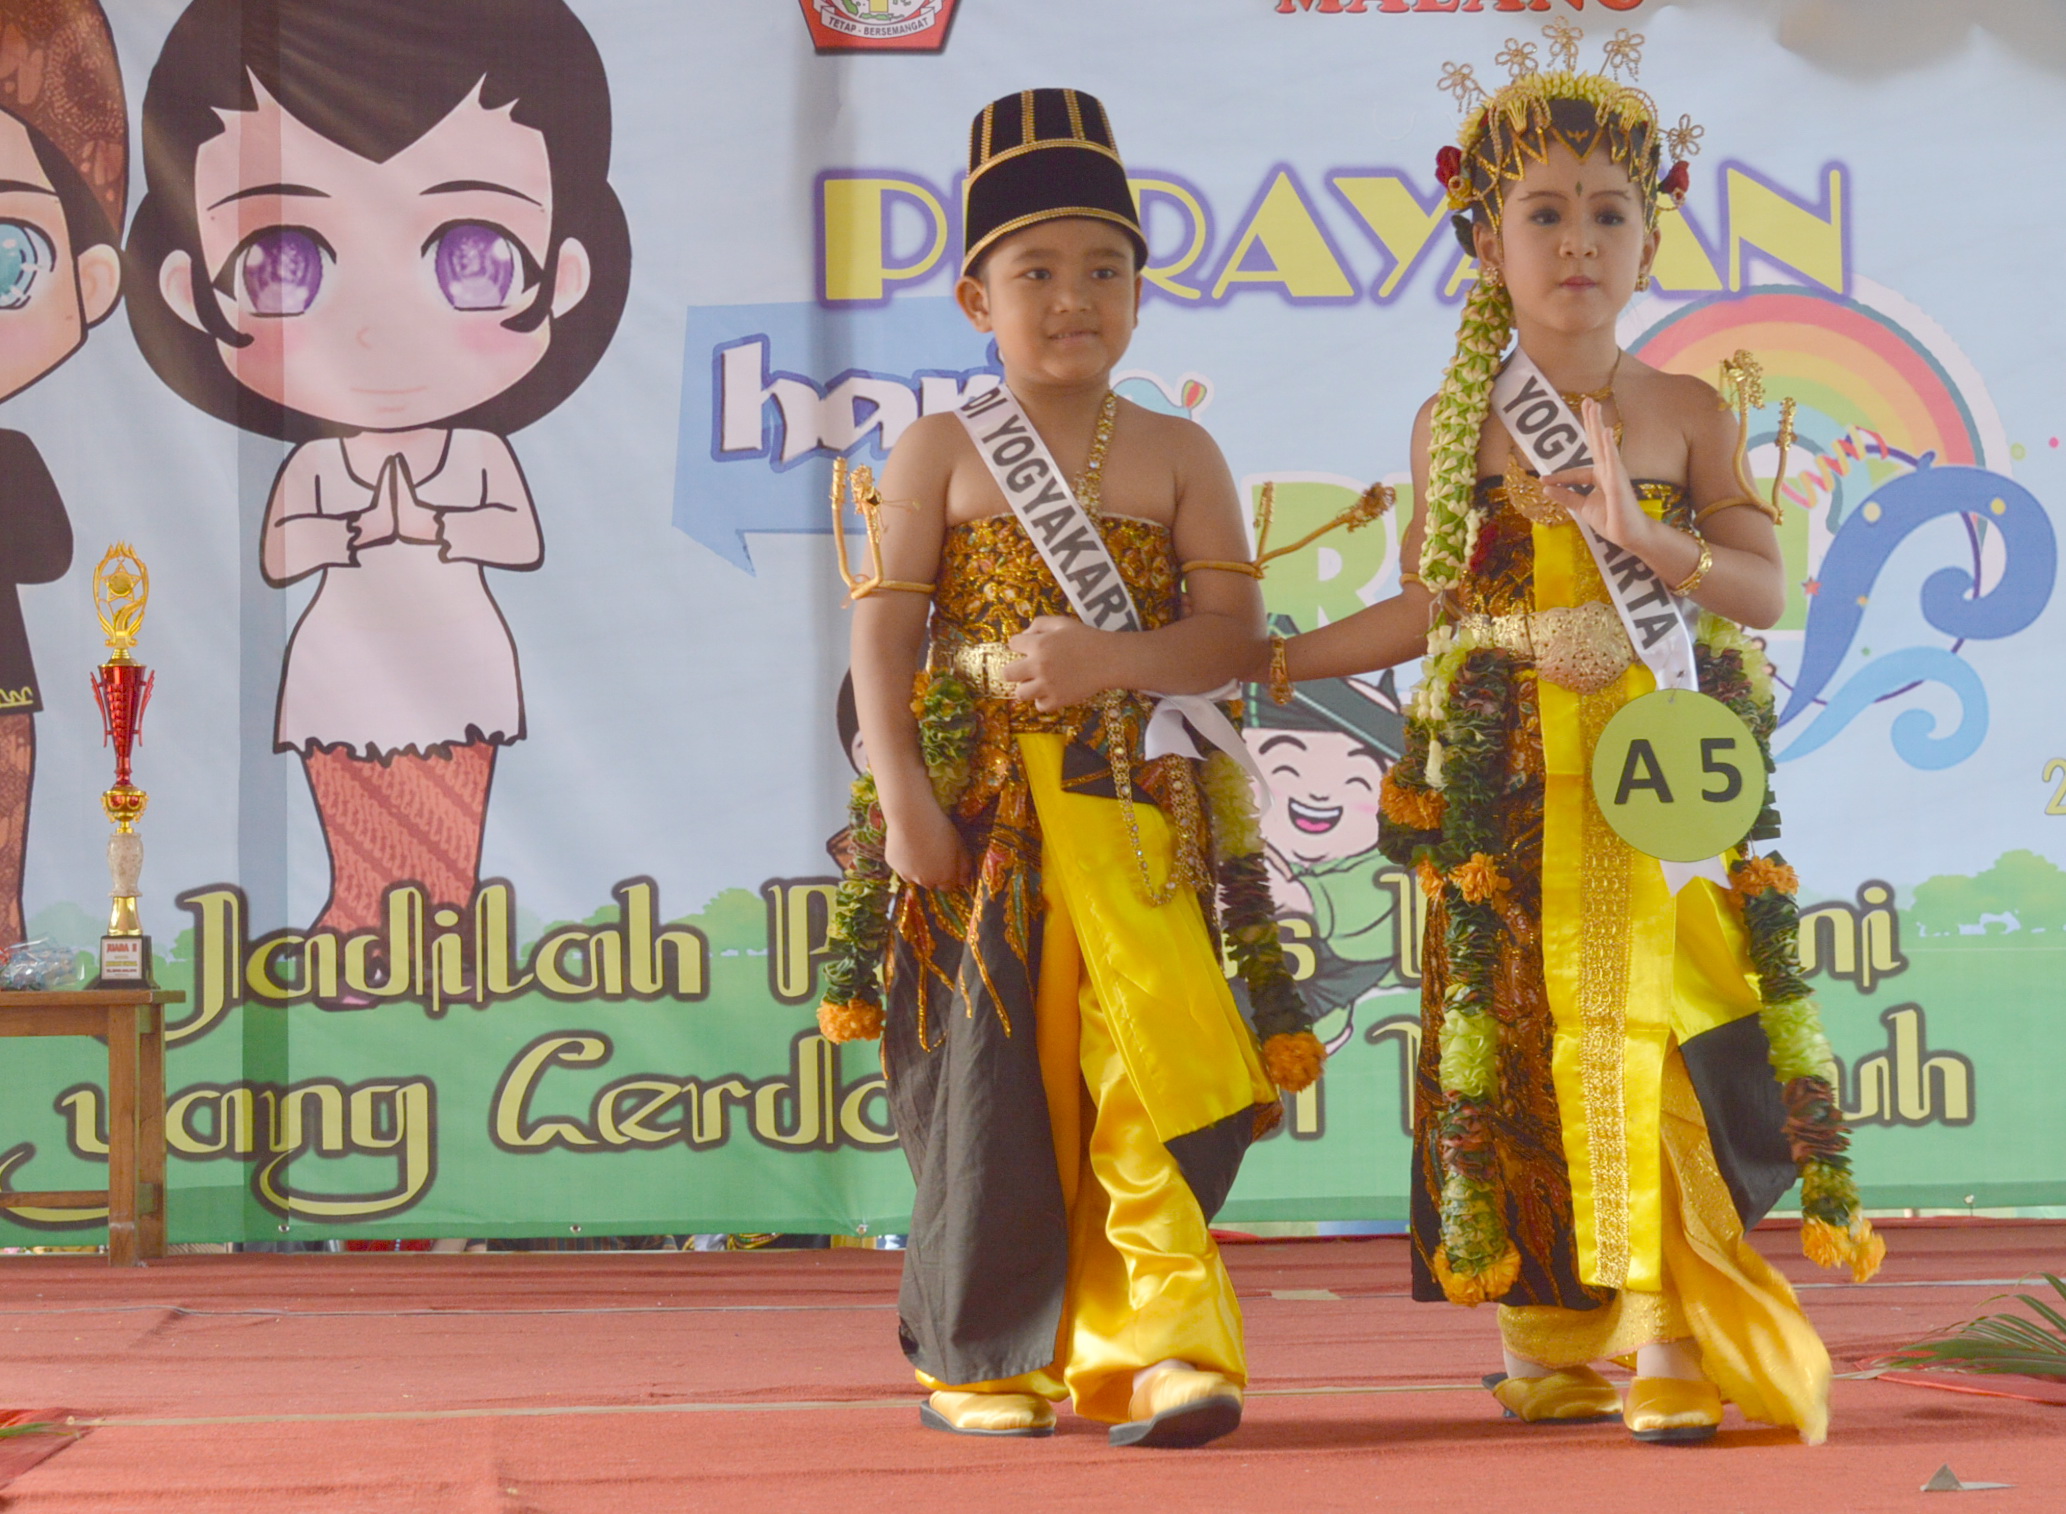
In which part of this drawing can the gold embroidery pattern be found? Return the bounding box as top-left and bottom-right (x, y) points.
(1577, 680), (1636, 1287)
(931, 514), (1177, 757)
(1560, 481), (1686, 1290)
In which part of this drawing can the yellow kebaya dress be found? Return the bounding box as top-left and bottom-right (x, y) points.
(882, 513), (1279, 1424)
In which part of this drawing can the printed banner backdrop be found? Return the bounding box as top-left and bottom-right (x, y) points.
(2, 0), (2062, 1245)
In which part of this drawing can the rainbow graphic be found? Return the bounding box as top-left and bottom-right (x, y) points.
(1631, 286), (1989, 477)
(1627, 284), (2053, 771)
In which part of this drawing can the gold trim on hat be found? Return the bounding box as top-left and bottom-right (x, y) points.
(966, 134), (1125, 185)
(960, 206), (1146, 275)
(1019, 89), (1035, 147)
(980, 102), (995, 163)
(1064, 89), (1086, 141)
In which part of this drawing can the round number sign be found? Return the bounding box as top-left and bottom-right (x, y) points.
(1589, 689), (1766, 862)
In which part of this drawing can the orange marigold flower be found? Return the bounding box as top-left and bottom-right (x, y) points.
(1262, 1030), (1326, 1093)
(1417, 860), (1444, 898)
(1431, 1244), (1522, 1308)
(1451, 852), (1510, 905)
(1381, 773), (1447, 830)
(1801, 1217), (1886, 1283)
(817, 998), (885, 1044)
(1733, 856), (1800, 898)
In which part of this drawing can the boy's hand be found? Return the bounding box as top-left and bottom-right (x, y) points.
(884, 799), (972, 890)
(1004, 616), (1112, 711)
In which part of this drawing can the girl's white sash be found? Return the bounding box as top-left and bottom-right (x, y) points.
(1489, 350), (1726, 889)
(1489, 349), (1700, 694)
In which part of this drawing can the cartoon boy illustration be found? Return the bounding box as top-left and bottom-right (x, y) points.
(1245, 668), (1409, 1023)
(126, 0), (630, 939)
(0, 0), (124, 945)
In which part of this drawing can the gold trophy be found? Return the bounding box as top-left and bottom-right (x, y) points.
(90, 546), (155, 987)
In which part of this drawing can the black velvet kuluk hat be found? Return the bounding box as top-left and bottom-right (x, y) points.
(962, 88), (1147, 275)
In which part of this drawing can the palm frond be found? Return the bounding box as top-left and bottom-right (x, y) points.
(0, 1422), (56, 1439)
(1888, 1274), (2066, 1380)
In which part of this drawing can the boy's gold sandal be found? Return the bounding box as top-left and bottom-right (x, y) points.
(1485, 1366), (1623, 1424)
(1622, 1377), (1724, 1444)
(1109, 1367), (1243, 1449)
(920, 1390), (1055, 1437)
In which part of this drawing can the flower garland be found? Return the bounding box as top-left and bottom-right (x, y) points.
(819, 681), (1322, 1098)
(816, 672), (975, 1044)
(1698, 619), (1884, 1282)
(1376, 598), (1884, 1301)
(1418, 277), (1514, 596)
(1201, 750), (1323, 1092)
(1385, 648), (1524, 1304)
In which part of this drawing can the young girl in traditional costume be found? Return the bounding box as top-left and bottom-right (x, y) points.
(1268, 27), (1882, 1444)
(819, 89), (1320, 1449)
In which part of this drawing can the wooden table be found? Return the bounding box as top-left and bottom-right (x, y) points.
(0, 988), (183, 1266)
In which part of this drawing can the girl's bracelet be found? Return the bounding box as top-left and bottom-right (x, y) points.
(1670, 533), (1714, 597)
(1266, 632), (1294, 706)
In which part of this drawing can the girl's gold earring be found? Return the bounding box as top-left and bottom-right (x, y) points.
(1481, 265), (1504, 289)
(1636, 271), (1652, 291)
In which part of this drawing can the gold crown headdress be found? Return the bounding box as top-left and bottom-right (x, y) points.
(1435, 24), (1700, 246)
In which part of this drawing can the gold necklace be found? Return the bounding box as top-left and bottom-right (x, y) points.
(1503, 352), (1625, 526)
(1072, 391), (1119, 517)
(1558, 350), (1623, 410)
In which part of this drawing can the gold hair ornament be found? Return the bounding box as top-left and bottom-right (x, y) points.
(1436, 23), (1699, 238)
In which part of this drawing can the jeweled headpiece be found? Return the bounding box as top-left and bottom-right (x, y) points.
(962, 88), (1147, 275)
(1436, 24), (1698, 253)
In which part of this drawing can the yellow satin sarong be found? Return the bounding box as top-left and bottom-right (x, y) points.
(1521, 503), (1831, 1440)
(917, 733), (1270, 1423)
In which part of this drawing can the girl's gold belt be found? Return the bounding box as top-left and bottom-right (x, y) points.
(1456, 601), (1633, 694)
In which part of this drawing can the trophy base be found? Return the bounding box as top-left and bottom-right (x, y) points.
(92, 934), (154, 989)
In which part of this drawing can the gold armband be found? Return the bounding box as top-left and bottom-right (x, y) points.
(1180, 559), (1262, 579)
(1400, 570), (1428, 590)
(849, 579), (936, 599)
(1694, 493), (1781, 525)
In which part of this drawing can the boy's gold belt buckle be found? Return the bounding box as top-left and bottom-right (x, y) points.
(945, 640), (1020, 698)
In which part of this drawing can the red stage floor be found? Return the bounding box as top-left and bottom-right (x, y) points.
(0, 1222), (2060, 1511)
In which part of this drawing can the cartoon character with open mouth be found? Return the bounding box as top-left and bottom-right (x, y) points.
(1244, 668), (1409, 1043)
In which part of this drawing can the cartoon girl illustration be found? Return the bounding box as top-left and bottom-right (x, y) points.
(125, 0), (629, 938)
(0, 0), (125, 945)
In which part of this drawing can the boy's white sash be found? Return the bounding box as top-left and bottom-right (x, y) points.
(1489, 349), (1700, 696)
(1489, 349), (1726, 890)
(956, 384), (1141, 632)
(954, 384), (1266, 798)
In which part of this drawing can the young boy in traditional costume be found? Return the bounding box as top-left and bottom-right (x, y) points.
(818, 89), (1320, 1448)
(1265, 28), (1882, 1444)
